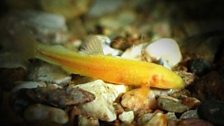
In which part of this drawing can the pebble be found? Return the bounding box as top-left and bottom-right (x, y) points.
(180, 110), (199, 119)
(24, 104), (68, 124)
(121, 88), (156, 111)
(26, 86), (95, 107)
(157, 96), (189, 113)
(166, 112), (178, 120)
(144, 38), (182, 69)
(73, 80), (127, 122)
(118, 111), (134, 124)
(28, 62), (71, 85)
(139, 111), (167, 126)
(198, 100), (224, 126)
(78, 115), (99, 126)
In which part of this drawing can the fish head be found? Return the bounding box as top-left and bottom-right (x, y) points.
(150, 68), (185, 89)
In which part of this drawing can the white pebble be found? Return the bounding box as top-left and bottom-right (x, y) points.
(74, 80), (127, 122)
(119, 111), (134, 124)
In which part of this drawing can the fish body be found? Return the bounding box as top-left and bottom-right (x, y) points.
(36, 43), (184, 89)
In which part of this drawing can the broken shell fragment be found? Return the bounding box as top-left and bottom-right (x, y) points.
(157, 96), (189, 113)
(118, 111), (134, 124)
(24, 104), (68, 124)
(73, 80), (127, 122)
(145, 38), (182, 68)
(121, 43), (147, 61)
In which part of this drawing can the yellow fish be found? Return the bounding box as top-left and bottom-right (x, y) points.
(12, 33), (184, 89)
(34, 41), (184, 89)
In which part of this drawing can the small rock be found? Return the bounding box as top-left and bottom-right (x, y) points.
(157, 96), (189, 113)
(198, 100), (224, 126)
(78, 115), (99, 126)
(26, 86), (95, 107)
(187, 58), (211, 76)
(144, 38), (182, 69)
(73, 80), (127, 122)
(118, 111), (134, 124)
(24, 104), (68, 124)
(177, 118), (213, 126)
(121, 88), (155, 111)
(138, 111), (167, 126)
(166, 112), (178, 120)
(28, 62), (71, 85)
(180, 110), (199, 119)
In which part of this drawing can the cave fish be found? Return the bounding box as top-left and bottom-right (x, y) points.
(19, 36), (184, 89)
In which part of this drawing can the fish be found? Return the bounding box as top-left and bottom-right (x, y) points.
(11, 32), (184, 89)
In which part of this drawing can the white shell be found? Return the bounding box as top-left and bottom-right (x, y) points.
(121, 43), (147, 61)
(145, 38), (182, 68)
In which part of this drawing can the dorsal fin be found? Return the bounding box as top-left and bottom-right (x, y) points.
(80, 35), (104, 55)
